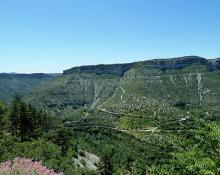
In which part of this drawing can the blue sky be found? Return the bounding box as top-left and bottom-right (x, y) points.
(0, 0), (220, 73)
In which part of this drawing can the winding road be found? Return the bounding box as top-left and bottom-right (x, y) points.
(63, 121), (159, 133)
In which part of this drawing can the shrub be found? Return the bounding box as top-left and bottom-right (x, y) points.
(0, 157), (64, 175)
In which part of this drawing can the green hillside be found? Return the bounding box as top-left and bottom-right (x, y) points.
(25, 56), (220, 115)
(0, 73), (57, 103)
(25, 73), (120, 113)
(24, 56), (220, 134)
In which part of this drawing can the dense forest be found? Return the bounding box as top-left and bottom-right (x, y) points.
(1, 97), (220, 175)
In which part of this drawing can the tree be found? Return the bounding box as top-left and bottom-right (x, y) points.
(10, 95), (21, 137)
(0, 103), (5, 137)
(53, 128), (72, 156)
(9, 97), (49, 141)
(18, 101), (32, 141)
(150, 121), (220, 175)
(99, 155), (113, 175)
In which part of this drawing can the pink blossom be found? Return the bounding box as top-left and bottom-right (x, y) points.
(0, 157), (64, 175)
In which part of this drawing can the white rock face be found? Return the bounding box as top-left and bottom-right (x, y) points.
(72, 150), (100, 170)
(91, 83), (102, 108)
(170, 75), (176, 86)
(196, 72), (203, 102)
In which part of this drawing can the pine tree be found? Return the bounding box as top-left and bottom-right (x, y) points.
(18, 101), (29, 141)
(10, 97), (33, 141)
(0, 104), (5, 137)
(9, 96), (52, 141)
(27, 104), (41, 138)
(53, 128), (72, 156)
(100, 155), (113, 175)
(10, 96), (21, 137)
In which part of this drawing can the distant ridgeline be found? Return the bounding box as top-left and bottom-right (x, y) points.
(0, 73), (57, 103)
(63, 56), (220, 76)
(0, 73), (55, 79)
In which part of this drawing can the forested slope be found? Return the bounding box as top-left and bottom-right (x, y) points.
(0, 73), (57, 103)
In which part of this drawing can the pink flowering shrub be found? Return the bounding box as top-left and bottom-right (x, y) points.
(0, 157), (64, 175)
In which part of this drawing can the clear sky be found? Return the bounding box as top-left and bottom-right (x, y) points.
(0, 0), (220, 73)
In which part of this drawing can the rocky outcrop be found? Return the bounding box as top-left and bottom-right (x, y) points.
(63, 63), (134, 76)
(145, 56), (208, 71)
(212, 58), (220, 69)
(72, 150), (100, 170)
(64, 56), (220, 76)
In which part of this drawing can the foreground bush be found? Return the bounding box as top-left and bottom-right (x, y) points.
(0, 157), (64, 175)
